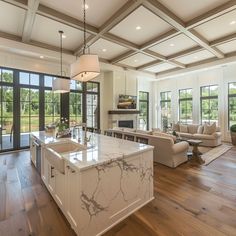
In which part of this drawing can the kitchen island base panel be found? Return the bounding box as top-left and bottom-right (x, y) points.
(30, 132), (154, 236)
(76, 151), (154, 236)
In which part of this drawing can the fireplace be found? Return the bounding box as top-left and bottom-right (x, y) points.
(118, 120), (133, 128)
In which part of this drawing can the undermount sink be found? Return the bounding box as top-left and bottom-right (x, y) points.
(47, 140), (86, 154)
(45, 140), (86, 174)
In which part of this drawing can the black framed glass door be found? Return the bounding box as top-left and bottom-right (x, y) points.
(0, 69), (14, 151)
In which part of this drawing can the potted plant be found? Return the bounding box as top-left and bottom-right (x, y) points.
(230, 124), (236, 145)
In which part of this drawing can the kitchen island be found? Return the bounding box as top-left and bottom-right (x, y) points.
(30, 131), (154, 236)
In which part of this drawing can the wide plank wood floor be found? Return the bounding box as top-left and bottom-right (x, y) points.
(0, 147), (236, 236)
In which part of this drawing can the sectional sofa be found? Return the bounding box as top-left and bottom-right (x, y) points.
(173, 124), (221, 147)
(104, 128), (189, 168)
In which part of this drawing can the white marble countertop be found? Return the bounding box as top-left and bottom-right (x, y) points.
(31, 131), (153, 171)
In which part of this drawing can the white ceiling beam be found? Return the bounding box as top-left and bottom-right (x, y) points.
(156, 51), (236, 79)
(143, 49), (167, 61)
(110, 50), (137, 64)
(0, 30), (74, 55)
(168, 60), (186, 68)
(210, 33), (236, 47)
(136, 60), (163, 70)
(167, 46), (203, 60)
(1, 0), (27, 9)
(74, 0), (145, 55)
(186, 0), (236, 29)
(143, 0), (225, 59)
(102, 33), (140, 51)
(37, 4), (98, 34)
(140, 29), (179, 50)
(22, 0), (40, 42)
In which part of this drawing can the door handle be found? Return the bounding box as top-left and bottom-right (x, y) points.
(50, 166), (55, 178)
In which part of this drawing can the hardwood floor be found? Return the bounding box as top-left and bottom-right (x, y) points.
(0, 147), (236, 236)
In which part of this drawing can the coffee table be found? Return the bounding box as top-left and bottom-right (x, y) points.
(187, 139), (205, 164)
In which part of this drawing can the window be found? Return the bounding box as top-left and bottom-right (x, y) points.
(179, 89), (193, 124)
(0, 69), (14, 150)
(69, 80), (83, 126)
(160, 91), (171, 129)
(200, 85), (218, 124)
(0, 66), (101, 152)
(139, 91), (149, 130)
(19, 72), (40, 147)
(44, 76), (61, 124)
(86, 82), (99, 129)
(228, 82), (236, 128)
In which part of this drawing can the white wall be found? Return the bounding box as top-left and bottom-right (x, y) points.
(153, 64), (236, 141)
(101, 70), (155, 131)
(0, 50), (70, 76)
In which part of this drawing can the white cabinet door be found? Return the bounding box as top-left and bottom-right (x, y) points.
(48, 164), (56, 195)
(65, 164), (79, 230)
(30, 138), (36, 166)
(41, 148), (49, 186)
(54, 169), (66, 210)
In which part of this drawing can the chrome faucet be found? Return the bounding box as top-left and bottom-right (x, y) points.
(81, 123), (91, 144)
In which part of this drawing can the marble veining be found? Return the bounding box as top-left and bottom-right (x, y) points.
(78, 154), (153, 235)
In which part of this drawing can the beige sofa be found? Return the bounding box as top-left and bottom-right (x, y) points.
(105, 128), (189, 168)
(174, 124), (221, 147)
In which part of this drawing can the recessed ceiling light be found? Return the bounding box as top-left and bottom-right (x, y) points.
(134, 59), (138, 62)
(62, 34), (67, 39)
(40, 55), (44, 59)
(136, 26), (141, 30)
(230, 20), (236, 25)
(169, 43), (175, 47)
(102, 48), (107, 52)
(83, 3), (89, 10)
(194, 56), (198, 59)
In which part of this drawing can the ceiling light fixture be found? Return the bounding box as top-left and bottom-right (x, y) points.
(169, 43), (175, 47)
(52, 30), (70, 93)
(71, 0), (100, 82)
(62, 34), (67, 39)
(102, 48), (107, 52)
(134, 59), (138, 62)
(40, 55), (44, 59)
(136, 26), (141, 30)
(83, 3), (89, 10)
(230, 20), (236, 25)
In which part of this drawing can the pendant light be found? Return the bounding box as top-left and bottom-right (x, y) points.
(53, 30), (70, 93)
(70, 0), (100, 82)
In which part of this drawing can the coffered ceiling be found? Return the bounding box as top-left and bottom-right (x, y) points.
(0, 0), (236, 77)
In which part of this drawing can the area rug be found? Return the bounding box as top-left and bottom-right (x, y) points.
(200, 144), (232, 165)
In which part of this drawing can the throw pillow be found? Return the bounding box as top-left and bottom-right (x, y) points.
(152, 128), (161, 132)
(179, 124), (188, 133)
(203, 122), (216, 135)
(172, 123), (180, 132)
(197, 125), (204, 134)
(188, 124), (199, 134)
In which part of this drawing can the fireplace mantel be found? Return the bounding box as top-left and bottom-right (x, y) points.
(108, 109), (140, 115)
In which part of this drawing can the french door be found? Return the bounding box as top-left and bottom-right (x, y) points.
(0, 67), (100, 152)
(0, 69), (41, 152)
